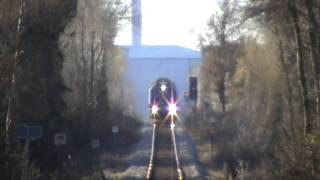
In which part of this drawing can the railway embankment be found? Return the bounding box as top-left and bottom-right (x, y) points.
(102, 121), (209, 179)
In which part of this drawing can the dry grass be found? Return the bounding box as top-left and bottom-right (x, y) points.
(184, 120), (228, 179)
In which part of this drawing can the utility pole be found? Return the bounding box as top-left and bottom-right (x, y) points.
(5, 0), (25, 153)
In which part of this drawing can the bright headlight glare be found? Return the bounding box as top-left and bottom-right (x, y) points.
(151, 105), (159, 114)
(160, 84), (167, 91)
(168, 103), (178, 115)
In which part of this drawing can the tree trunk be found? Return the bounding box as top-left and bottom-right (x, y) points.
(80, 11), (88, 107)
(305, 1), (320, 175)
(218, 29), (226, 113)
(288, 0), (312, 134)
(89, 30), (95, 105)
(278, 37), (294, 125)
(72, 34), (81, 107)
(5, 0), (24, 153)
(218, 76), (226, 112)
(305, 0), (320, 128)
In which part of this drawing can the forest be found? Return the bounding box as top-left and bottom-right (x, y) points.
(0, 0), (141, 179)
(1, 0), (320, 179)
(189, 0), (320, 179)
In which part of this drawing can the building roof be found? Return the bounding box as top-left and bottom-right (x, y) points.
(123, 45), (201, 60)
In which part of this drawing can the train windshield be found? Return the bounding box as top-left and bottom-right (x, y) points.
(150, 80), (177, 106)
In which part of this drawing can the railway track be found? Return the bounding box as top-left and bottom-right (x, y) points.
(146, 122), (184, 180)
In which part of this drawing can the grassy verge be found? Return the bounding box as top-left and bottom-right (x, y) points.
(184, 112), (226, 179)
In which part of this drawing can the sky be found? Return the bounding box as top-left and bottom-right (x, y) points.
(115, 0), (218, 50)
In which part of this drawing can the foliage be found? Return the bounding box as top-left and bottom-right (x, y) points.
(198, 0), (320, 179)
(0, 0), (140, 179)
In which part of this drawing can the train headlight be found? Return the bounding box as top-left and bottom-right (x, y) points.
(160, 84), (167, 92)
(151, 105), (159, 114)
(168, 103), (178, 116)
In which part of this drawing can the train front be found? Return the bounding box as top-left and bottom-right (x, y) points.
(149, 79), (178, 126)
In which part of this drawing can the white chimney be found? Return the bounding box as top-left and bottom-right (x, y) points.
(132, 0), (142, 46)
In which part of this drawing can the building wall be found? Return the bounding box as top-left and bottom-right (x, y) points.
(127, 58), (201, 120)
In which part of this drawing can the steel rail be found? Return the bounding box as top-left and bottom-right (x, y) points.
(170, 123), (184, 180)
(146, 124), (156, 179)
(146, 121), (184, 180)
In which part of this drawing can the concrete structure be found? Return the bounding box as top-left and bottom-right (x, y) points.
(125, 0), (202, 119)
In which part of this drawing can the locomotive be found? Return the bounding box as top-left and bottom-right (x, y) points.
(148, 78), (178, 126)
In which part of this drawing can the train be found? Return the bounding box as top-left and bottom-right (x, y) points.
(148, 78), (179, 126)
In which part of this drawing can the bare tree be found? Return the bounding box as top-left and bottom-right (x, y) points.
(288, 0), (312, 134)
(304, 0), (320, 127)
(201, 0), (241, 112)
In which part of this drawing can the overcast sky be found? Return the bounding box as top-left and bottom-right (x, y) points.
(115, 0), (218, 50)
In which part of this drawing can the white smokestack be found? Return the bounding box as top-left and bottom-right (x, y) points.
(132, 0), (142, 46)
